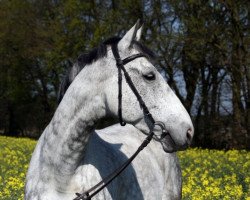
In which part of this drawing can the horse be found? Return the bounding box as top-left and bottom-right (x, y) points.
(25, 21), (194, 200)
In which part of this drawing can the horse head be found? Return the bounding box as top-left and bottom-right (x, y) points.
(103, 22), (194, 153)
(59, 21), (194, 153)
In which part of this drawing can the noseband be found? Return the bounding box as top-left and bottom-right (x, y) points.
(74, 43), (167, 200)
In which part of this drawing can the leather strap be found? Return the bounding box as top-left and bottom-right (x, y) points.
(74, 132), (154, 200)
(111, 44), (154, 126)
(74, 43), (156, 200)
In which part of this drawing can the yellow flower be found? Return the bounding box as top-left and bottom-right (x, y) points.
(0, 136), (249, 200)
(178, 148), (250, 200)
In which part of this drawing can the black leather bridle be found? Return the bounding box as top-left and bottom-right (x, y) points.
(74, 43), (168, 200)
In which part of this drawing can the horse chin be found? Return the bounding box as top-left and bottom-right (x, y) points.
(160, 134), (178, 153)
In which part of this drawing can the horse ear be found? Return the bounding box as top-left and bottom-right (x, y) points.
(119, 20), (141, 50)
(135, 24), (143, 41)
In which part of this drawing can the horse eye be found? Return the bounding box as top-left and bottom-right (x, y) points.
(143, 72), (156, 81)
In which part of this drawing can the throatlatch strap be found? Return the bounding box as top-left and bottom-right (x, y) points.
(112, 44), (126, 126)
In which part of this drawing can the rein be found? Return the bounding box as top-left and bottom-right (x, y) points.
(73, 43), (166, 200)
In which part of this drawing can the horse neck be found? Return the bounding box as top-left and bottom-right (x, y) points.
(41, 62), (107, 187)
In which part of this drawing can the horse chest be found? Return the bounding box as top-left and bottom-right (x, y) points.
(70, 131), (166, 200)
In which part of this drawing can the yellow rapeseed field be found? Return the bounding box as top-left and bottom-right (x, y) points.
(0, 136), (249, 200)
(178, 148), (250, 200)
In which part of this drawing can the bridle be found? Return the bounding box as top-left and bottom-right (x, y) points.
(74, 43), (169, 200)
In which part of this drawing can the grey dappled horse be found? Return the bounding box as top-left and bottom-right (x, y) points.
(25, 22), (193, 200)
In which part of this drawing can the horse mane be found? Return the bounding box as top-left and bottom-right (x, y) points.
(57, 36), (155, 104)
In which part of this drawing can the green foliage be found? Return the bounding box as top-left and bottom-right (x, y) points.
(0, 0), (145, 137)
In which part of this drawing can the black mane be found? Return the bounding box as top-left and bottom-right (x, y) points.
(77, 37), (121, 67)
(57, 36), (155, 104)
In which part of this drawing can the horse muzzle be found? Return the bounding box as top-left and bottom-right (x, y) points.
(153, 121), (192, 153)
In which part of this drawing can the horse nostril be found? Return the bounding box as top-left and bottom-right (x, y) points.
(186, 128), (193, 143)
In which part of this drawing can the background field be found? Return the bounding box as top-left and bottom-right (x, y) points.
(0, 136), (249, 200)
